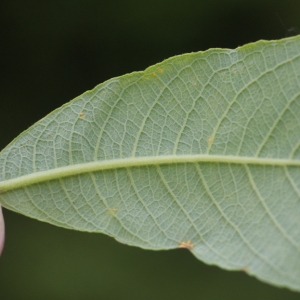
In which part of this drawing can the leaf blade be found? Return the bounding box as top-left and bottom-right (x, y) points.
(1, 36), (300, 290)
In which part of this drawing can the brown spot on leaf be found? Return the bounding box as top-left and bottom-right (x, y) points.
(178, 240), (194, 250)
(79, 112), (85, 119)
(108, 207), (118, 216)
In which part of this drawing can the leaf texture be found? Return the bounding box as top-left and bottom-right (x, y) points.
(1, 36), (300, 290)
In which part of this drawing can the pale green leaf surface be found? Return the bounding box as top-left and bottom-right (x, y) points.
(1, 36), (300, 290)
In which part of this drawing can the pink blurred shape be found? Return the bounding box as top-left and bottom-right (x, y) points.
(0, 206), (4, 256)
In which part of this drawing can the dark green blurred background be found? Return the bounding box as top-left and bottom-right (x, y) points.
(1, 1), (300, 299)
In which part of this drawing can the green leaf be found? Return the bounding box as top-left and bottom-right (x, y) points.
(1, 36), (300, 291)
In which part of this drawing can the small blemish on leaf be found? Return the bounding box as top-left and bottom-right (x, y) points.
(232, 66), (244, 74)
(152, 72), (156, 77)
(178, 240), (194, 250)
(79, 112), (85, 119)
(208, 137), (213, 144)
(108, 207), (118, 216)
(193, 82), (197, 86)
(157, 68), (163, 73)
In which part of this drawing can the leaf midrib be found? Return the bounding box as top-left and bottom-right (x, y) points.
(0, 154), (299, 192)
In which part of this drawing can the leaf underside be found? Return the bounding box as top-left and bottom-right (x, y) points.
(1, 36), (300, 291)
